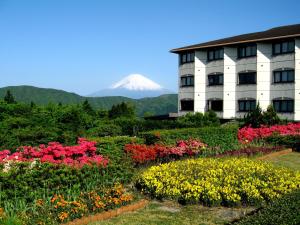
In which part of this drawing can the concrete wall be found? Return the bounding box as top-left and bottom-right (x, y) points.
(223, 47), (237, 119)
(294, 38), (300, 120)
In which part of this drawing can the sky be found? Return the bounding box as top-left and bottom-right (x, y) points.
(0, 0), (299, 96)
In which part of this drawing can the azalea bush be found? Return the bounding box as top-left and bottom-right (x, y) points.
(0, 138), (108, 168)
(124, 139), (207, 164)
(238, 123), (300, 143)
(138, 158), (300, 206)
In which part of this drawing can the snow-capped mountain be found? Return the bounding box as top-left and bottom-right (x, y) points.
(89, 74), (173, 99)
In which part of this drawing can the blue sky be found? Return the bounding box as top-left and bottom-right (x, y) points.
(0, 0), (299, 95)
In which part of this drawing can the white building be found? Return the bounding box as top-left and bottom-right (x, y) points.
(171, 24), (300, 120)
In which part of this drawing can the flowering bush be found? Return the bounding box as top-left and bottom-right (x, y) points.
(124, 139), (207, 164)
(238, 123), (300, 143)
(138, 158), (300, 206)
(0, 138), (108, 168)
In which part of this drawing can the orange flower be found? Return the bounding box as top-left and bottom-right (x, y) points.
(36, 199), (44, 206)
(58, 212), (69, 221)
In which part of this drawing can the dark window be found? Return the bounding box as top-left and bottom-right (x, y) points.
(180, 52), (195, 64)
(273, 70), (294, 83)
(238, 100), (256, 112)
(181, 75), (194, 87)
(207, 48), (224, 61)
(272, 40), (295, 55)
(238, 72), (256, 85)
(208, 73), (223, 86)
(238, 44), (257, 58)
(181, 100), (194, 111)
(273, 99), (294, 113)
(273, 70), (295, 83)
(208, 100), (223, 112)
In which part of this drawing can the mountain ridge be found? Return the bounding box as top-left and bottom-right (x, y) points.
(0, 85), (178, 116)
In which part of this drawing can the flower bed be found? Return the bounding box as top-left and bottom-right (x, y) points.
(0, 138), (108, 168)
(124, 139), (207, 164)
(138, 158), (300, 206)
(0, 183), (135, 225)
(238, 123), (300, 143)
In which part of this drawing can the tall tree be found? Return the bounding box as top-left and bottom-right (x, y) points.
(108, 102), (135, 119)
(82, 99), (95, 115)
(4, 90), (16, 104)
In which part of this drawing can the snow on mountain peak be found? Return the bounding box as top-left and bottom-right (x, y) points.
(110, 74), (163, 91)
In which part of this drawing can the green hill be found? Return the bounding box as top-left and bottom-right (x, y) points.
(0, 85), (178, 116)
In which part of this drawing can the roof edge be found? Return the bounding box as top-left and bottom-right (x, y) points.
(170, 33), (300, 54)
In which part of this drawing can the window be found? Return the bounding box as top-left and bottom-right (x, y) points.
(207, 100), (223, 112)
(181, 75), (194, 87)
(238, 100), (256, 112)
(208, 73), (223, 86)
(238, 44), (257, 58)
(273, 99), (294, 113)
(238, 72), (256, 85)
(181, 99), (194, 111)
(273, 69), (294, 83)
(207, 48), (224, 61)
(272, 40), (294, 55)
(180, 52), (195, 64)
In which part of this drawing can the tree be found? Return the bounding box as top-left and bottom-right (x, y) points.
(82, 99), (95, 115)
(4, 90), (16, 104)
(262, 105), (281, 126)
(243, 103), (263, 128)
(108, 102), (135, 119)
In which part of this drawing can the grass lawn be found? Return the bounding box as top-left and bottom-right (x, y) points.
(90, 200), (254, 225)
(262, 151), (300, 171)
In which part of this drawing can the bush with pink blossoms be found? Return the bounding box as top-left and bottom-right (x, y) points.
(238, 123), (300, 143)
(0, 138), (108, 168)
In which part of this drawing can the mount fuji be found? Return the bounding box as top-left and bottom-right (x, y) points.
(89, 74), (173, 99)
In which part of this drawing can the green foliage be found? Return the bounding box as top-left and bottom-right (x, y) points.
(263, 134), (300, 151)
(4, 90), (16, 104)
(243, 104), (282, 128)
(140, 125), (240, 153)
(262, 105), (281, 126)
(233, 190), (300, 225)
(177, 111), (220, 127)
(82, 99), (95, 115)
(86, 123), (122, 137)
(108, 102), (135, 119)
(243, 103), (263, 128)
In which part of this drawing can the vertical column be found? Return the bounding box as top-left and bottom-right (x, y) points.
(223, 47), (237, 118)
(194, 50), (206, 113)
(294, 39), (300, 120)
(257, 43), (271, 111)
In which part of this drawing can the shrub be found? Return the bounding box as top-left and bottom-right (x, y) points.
(124, 139), (207, 164)
(86, 123), (122, 137)
(138, 158), (300, 206)
(263, 134), (300, 151)
(140, 125), (239, 154)
(215, 146), (284, 158)
(238, 123), (300, 143)
(232, 190), (300, 225)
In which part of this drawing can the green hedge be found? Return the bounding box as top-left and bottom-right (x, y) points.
(263, 134), (300, 152)
(140, 125), (240, 154)
(233, 190), (300, 225)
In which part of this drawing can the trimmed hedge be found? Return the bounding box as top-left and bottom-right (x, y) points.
(232, 190), (300, 225)
(263, 134), (300, 152)
(140, 125), (240, 154)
